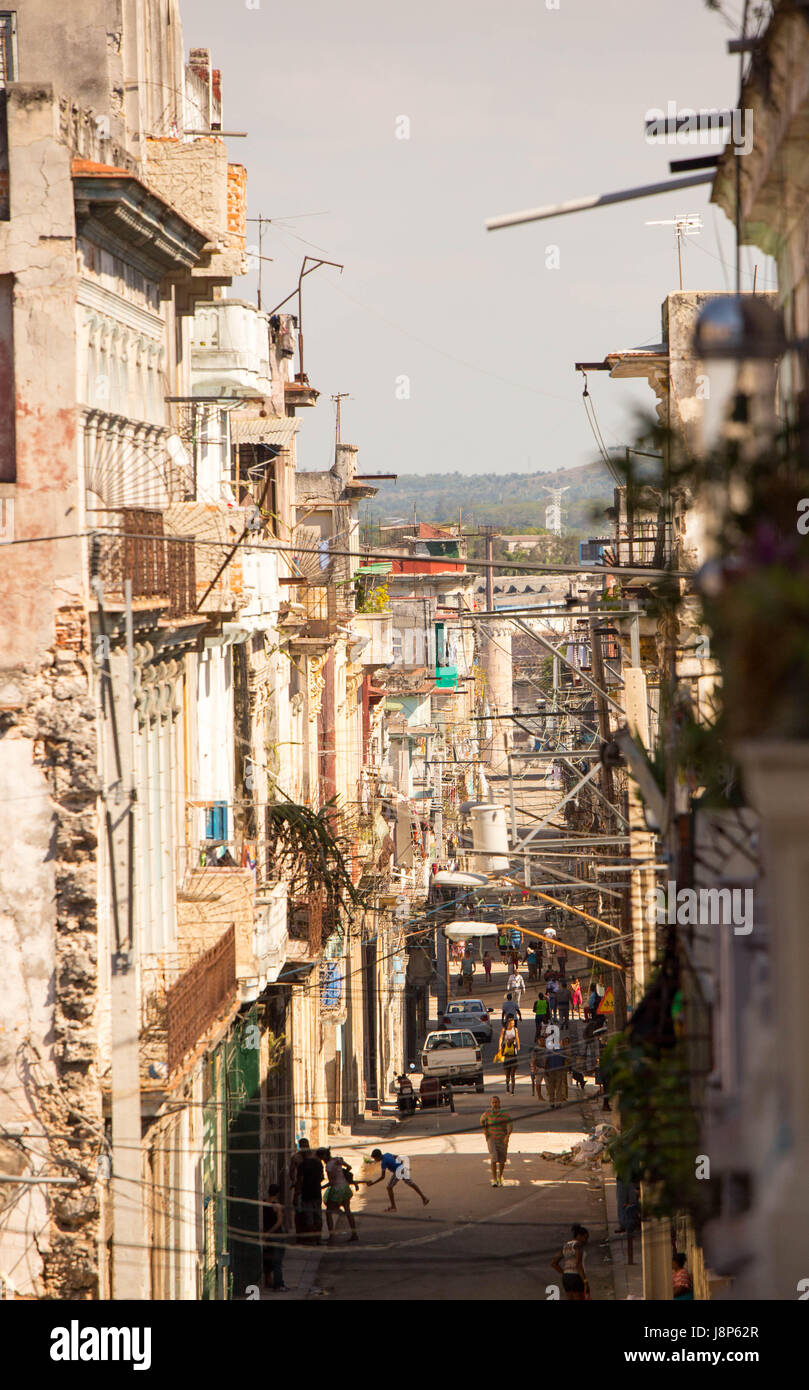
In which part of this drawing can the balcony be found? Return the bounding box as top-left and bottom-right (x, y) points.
(614, 514), (673, 569)
(287, 892), (338, 962)
(140, 925), (237, 1083)
(191, 300), (271, 398)
(90, 508), (196, 618)
(144, 137), (247, 283)
(351, 612), (393, 665)
(284, 376), (320, 410)
(248, 883), (289, 1000)
(176, 866), (287, 1002)
(163, 501), (249, 613)
(287, 582), (355, 641)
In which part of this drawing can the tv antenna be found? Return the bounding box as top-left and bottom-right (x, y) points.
(645, 213), (702, 291)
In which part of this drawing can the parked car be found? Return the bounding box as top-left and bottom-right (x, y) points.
(420, 1029), (484, 1091)
(440, 999), (493, 1043)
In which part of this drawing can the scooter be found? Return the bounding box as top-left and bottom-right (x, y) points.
(395, 1072), (418, 1117)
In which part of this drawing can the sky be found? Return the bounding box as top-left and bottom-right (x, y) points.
(186, 0), (773, 485)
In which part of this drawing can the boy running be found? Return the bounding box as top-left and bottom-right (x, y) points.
(362, 1150), (430, 1212)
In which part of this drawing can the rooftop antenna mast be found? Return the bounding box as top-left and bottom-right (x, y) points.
(332, 392), (350, 449)
(245, 216), (275, 311)
(644, 213), (702, 290)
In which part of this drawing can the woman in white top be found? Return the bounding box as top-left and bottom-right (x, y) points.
(551, 1223), (589, 1300)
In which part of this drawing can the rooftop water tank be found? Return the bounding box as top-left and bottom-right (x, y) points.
(469, 802), (510, 873)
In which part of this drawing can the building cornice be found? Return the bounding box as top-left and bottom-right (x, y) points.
(72, 160), (210, 278)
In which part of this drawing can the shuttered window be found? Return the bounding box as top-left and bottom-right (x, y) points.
(0, 15), (17, 85)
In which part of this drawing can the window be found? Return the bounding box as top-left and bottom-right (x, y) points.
(320, 962), (342, 1009)
(204, 801), (228, 843)
(0, 14), (17, 85)
(435, 621), (446, 667)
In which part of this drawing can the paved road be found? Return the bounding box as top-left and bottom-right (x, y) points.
(309, 962), (614, 1301)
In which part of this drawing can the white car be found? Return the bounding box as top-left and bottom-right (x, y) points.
(440, 999), (493, 1043)
(420, 1029), (484, 1091)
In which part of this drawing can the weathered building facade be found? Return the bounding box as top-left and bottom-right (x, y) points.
(0, 0), (411, 1302)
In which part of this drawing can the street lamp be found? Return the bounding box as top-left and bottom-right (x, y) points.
(693, 295), (786, 363)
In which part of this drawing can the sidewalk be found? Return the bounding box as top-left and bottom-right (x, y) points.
(603, 1174), (644, 1299)
(261, 1243), (325, 1301)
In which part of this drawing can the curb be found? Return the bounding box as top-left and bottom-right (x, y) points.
(603, 1174), (644, 1300)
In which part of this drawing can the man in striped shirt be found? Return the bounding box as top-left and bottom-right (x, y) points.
(480, 1095), (513, 1186)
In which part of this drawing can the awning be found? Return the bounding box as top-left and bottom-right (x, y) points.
(434, 870), (488, 888)
(443, 922), (499, 940)
(231, 415), (300, 448)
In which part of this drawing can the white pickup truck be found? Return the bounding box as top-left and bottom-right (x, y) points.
(420, 1029), (484, 1092)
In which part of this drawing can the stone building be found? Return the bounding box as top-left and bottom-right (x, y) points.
(0, 0), (428, 1302)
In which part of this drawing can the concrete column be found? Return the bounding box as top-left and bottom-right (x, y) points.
(624, 666), (655, 1002)
(483, 622), (512, 773)
(107, 650), (148, 1300)
(737, 741), (809, 1298)
(641, 1207), (673, 1300)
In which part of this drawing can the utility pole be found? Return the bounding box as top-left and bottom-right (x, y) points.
(95, 578), (147, 1300)
(245, 215), (275, 311)
(482, 526), (495, 613)
(588, 594), (615, 807)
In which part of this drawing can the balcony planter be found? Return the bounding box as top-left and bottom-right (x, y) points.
(733, 739), (809, 1297)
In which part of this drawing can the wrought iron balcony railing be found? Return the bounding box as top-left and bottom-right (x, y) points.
(90, 508), (195, 618)
(140, 925), (237, 1081)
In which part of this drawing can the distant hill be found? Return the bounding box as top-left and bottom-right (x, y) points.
(360, 461), (616, 533)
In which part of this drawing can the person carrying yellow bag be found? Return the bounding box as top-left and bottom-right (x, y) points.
(498, 1017), (520, 1094)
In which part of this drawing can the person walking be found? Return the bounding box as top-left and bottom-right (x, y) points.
(482, 949), (493, 984)
(526, 945), (538, 983)
(480, 1094), (513, 1186)
(264, 1183), (289, 1292)
(460, 949), (476, 996)
(507, 966), (525, 1010)
(533, 991), (549, 1040)
(497, 929), (509, 963)
(530, 1039), (546, 1097)
(586, 981), (599, 1021)
(582, 1015), (606, 1071)
(288, 1137), (311, 1241)
(544, 1044), (568, 1108)
(501, 992), (522, 1026)
(556, 978), (571, 1028)
(498, 1015), (520, 1094)
(552, 1224), (590, 1300)
(294, 1145), (325, 1246)
(546, 975), (559, 1022)
(570, 977), (583, 1020)
(362, 1150), (430, 1212)
(320, 1149), (359, 1244)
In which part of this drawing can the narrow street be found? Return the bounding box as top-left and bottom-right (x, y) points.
(295, 960), (614, 1301)
(7, 0), (805, 1329)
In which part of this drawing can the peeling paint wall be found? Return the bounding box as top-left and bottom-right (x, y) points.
(0, 622), (100, 1298)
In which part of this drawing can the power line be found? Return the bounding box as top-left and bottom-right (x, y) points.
(2, 526), (696, 580)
